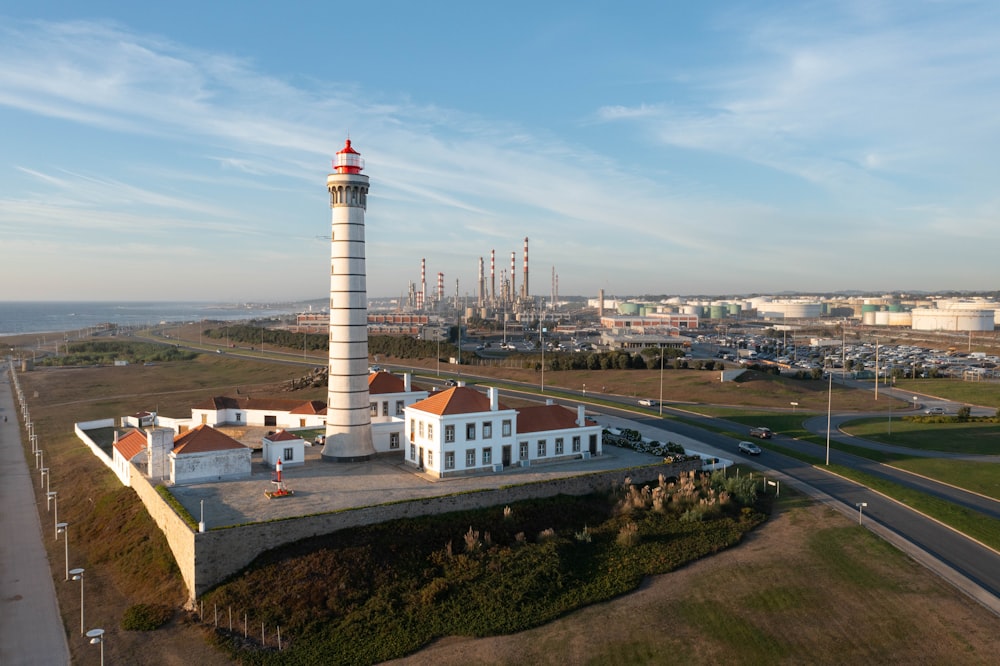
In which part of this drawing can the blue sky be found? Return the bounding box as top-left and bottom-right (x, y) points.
(2, 1), (999, 302)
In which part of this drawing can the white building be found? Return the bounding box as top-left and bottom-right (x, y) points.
(169, 425), (252, 485)
(262, 430), (306, 467)
(190, 396), (327, 430)
(403, 384), (602, 478)
(368, 371), (428, 455)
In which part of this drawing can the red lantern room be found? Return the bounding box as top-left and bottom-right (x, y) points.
(334, 139), (364, 174)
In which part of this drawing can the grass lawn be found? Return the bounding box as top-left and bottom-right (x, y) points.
(891, 458), (1000, 501)
(894, 378), (1000, 407)
(841, 417), (1000, 455)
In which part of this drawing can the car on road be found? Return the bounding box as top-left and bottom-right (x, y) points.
(749, 426), (772, 439)
(924, 406), (946, 415)
(638, 398), (659, 407)
(738, 441), (762, 455)
(444, 379), (457, 386)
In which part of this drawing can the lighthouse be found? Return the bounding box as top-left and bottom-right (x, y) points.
(322, 139), (376, 462)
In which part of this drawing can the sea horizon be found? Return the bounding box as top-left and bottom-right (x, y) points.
(0, 300), (317, 338)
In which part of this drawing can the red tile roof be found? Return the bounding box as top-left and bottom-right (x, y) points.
(368, 371), (405, 394)
(172, 425), (248, 454)
(265, 429), (303, 442)
(516, 405), (596, 433)
(408, 386), (509, 416)
(113, 429), (146, 461)
(191, 396), (322, 412)
(289, 400), (327, 415)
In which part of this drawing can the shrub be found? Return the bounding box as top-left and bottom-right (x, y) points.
(616, 521), (640, 547)
(121, 603), (172, 631)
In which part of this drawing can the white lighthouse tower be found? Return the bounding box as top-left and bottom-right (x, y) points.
(322, 139), (376, 462)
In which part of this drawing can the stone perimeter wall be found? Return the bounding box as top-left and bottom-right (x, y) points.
(187, 457), (701, 600)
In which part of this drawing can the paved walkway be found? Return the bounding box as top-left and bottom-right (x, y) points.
(0, 369), (71, 665)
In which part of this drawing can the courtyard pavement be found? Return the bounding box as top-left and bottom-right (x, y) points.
(169, 415), (718, 529)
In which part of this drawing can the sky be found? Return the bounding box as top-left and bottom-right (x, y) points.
(1, 1), (999, 302)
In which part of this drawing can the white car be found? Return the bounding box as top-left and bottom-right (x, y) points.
(638, 399), (659, 407)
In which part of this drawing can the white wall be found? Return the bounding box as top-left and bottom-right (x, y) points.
(170, 448), (251, 485)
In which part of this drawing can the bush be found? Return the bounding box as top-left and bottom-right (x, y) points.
(121, 603), (173, 631)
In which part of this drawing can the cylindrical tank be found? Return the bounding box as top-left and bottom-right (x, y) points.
(619, 303), (640, 316)
(709, 305), (727, 319)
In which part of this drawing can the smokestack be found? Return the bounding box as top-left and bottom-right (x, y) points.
(490, 249), (496, 307)
(522, 237), (529, 301)
(510, 251), (516, 306)
(437, 272), (444, 303)
(478, 257), (485, 308)
(419, 258), (426, 310)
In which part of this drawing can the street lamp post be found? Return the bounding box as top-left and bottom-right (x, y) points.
(825, 368), (832, 466)
(86, 628), (104, 665)
(46, 491), (58, 538)
(71, 568), (85, 635)
(40, 467), (48, 490)
(856, 502), (868, 525)
(57, 522), (69, 580)
(658, 344), (665, 417)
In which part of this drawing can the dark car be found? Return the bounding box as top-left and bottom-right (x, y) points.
(738, 441), (762, 455)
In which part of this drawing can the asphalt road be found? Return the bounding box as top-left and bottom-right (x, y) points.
(1, 369), (72, 666)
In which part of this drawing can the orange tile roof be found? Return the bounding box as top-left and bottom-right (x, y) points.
(172, 424), (248, 454)
(368, 371), (405, 394)
(515, 405), (596, 433)
(265, 429), (303, 442)
(408, 386), (509, 416)
(192, 396), (322, 412)
(289, 400), (327, 415)
(113, 429), (147, 461)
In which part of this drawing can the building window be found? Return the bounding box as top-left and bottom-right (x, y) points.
(445, 451), (455, 470)
(466, 423), (476, 440)
(445, 425), (455, 443)
(466, 449), (476, 467)
(418, 421), (424, 438)
(382, 401), (389, 417)
(427, 450), (434, 467)
(502, 420), (512, 437)
(427, 423), (433, 440)
(519, 441), (529, 460)
(395, 400), (405, 416)
(483, 447), (492, 465)
(409, 443), (416, 460)
(555, 437), (564, 455)
(235, 413), (241, 423)
(537, 439), (547, 457)
(572, 436), (581, 453)
(371, 402), (379, 417)
(483, 421), (492, 438)
(389, 432), (400, 449)
(590, 434), (598, 452)
(283, 447), (294, 461)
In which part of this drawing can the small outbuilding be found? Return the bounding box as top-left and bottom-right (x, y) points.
(262, 429), (305, 467)
(169, 425), (252, 485)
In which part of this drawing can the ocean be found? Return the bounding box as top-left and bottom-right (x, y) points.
(0, 301), (308, 338)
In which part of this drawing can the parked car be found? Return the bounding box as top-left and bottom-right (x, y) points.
(738, 441), (762, 455)
(749, 426), (773, 439)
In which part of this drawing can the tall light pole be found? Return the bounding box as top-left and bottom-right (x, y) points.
(874, 337), (879, 401)
(856, 502), (868, 525)
(540, 325), (545, 393)
(46, 491), (58, 538)
(86, 628), (104, 665)
(658, 343), (665, 417)
(71, 568), (85, 635)
(825, 367), (832, 466)
(57, 522), (69, 580)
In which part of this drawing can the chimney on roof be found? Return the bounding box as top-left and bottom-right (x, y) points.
(403, 372), (412, 392)
(577, 404), (586, 427)
(114, 430), (119, 443)
(489, 387), (499, 411)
